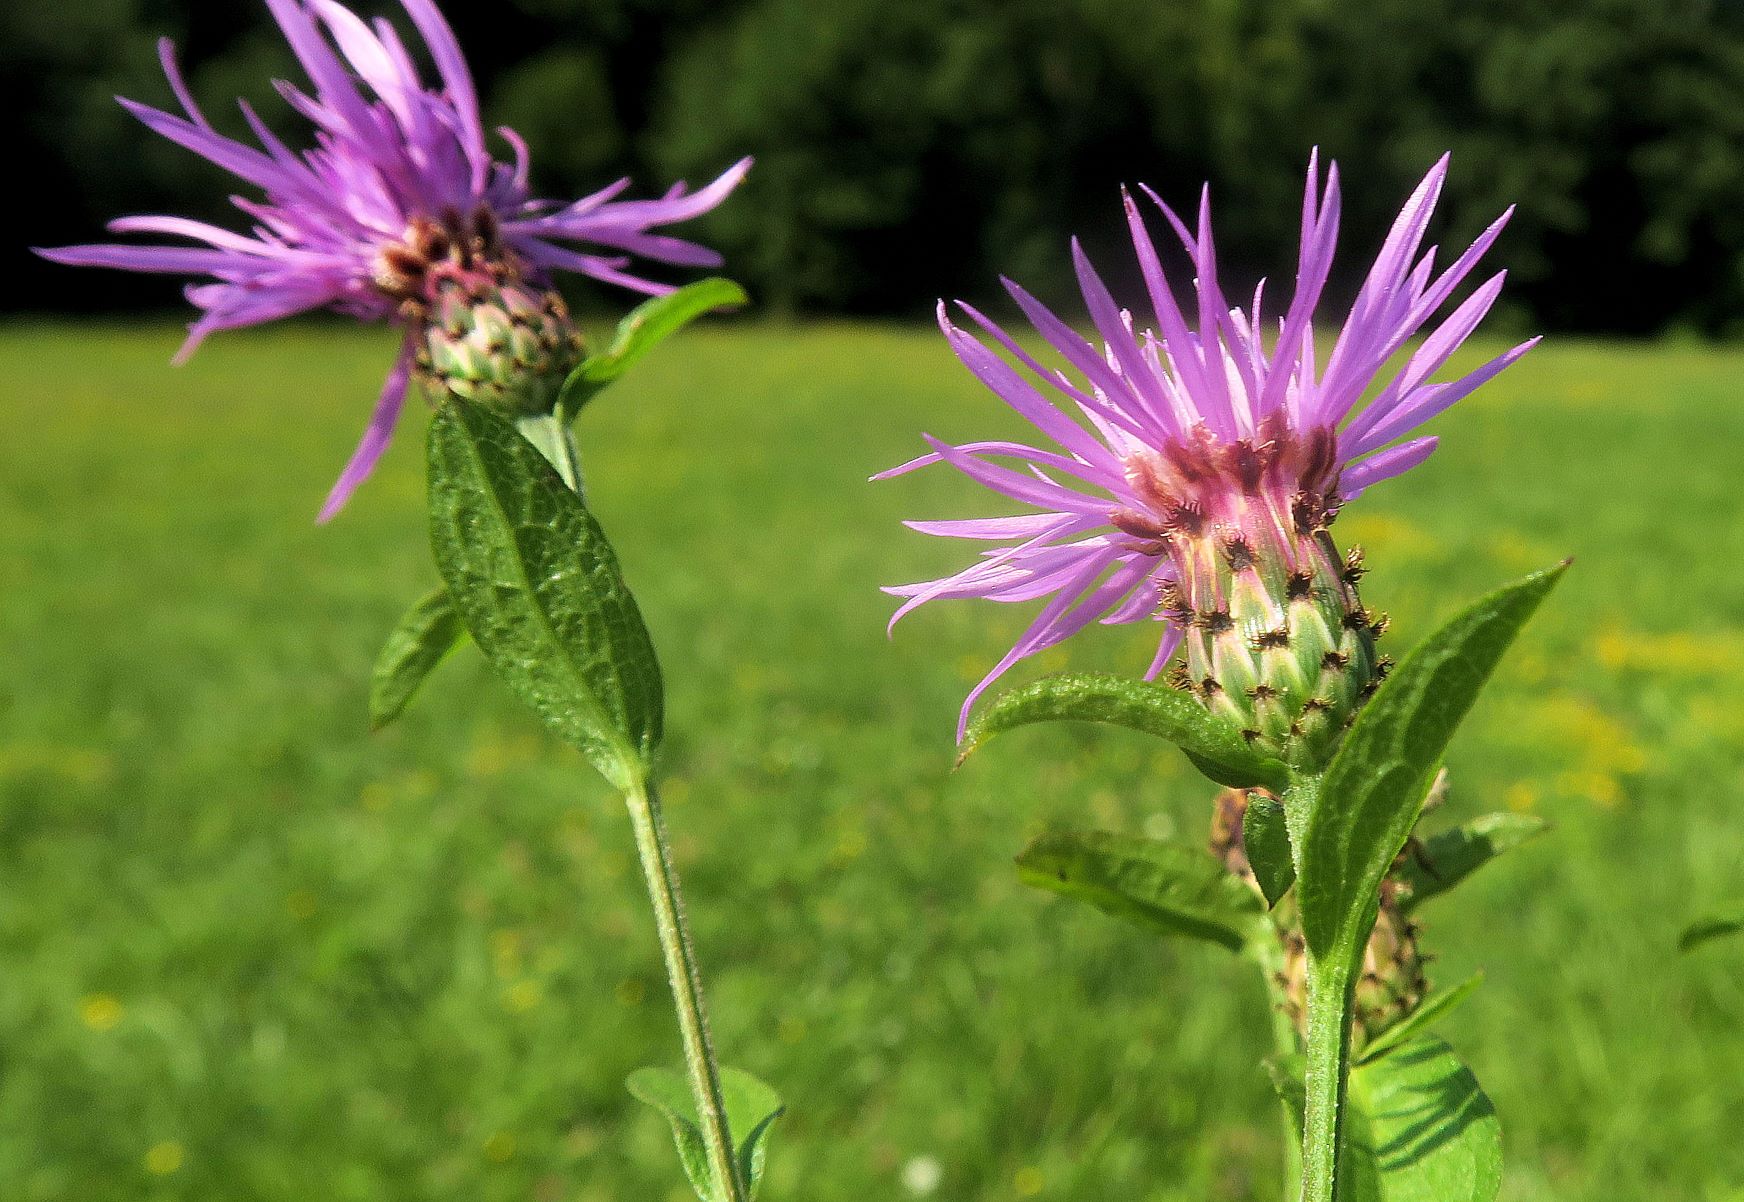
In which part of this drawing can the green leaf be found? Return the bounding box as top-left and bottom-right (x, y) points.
(1015, 829), (1263, 951)
(1394, 813), (1549, 915)
(426, 401), (662, 790)
(1345, 1037), (1502, 1202)
(627, 1066), (785, 1202)
(961, 672), (1288, 791)
(1358, 974), (1484, 1065)
(1680, 903), (1744, 951)
(1298, 562), (1568, 962)
(1242, 793), (1296, 908)
(558, 278), (748, 417)
(368, 586), (465, 730)
(1264, 1055), (1306, 1136)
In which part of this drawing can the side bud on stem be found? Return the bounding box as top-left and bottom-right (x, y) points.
(1212, 787), (1430, 1052)
(378, 207), (586, 418)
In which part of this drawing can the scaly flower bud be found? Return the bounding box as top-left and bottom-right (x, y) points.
(379, 209), (584, 418)
(1137, 418), (1386, 767)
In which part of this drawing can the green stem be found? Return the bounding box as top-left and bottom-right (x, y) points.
(520, 409), (730, 1191)
(1299, 955), (1354, 1202)
(1250, 928), (1303, 1200)
(625, 778), (747, 1202)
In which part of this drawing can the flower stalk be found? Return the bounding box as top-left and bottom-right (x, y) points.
(624, 778), (748, 1202)
(1299, 953), (1355, 1202)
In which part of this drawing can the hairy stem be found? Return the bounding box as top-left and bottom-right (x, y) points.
(626, 779), (746, 1202)
(1250, 928), (1304, 1199)
(1299, 954), (1354, 1202)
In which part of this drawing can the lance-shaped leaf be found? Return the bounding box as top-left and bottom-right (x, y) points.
(1681, 904), (1744, 952)
(1358, 973), (1484, 1065)
(1344, 1037), (1503, 1202)
(1266, 1037), (1502, 1202)
(1242, 793), (1296, 908)
(558, 278), (749, 417)
(369, 586), (465, 730)
(627, 1066), (784, 1202)
(1298, 562), (1568, 962)
(1016, 829), (1263, 951)
(427, 401), (662, 791)
(962, 672), (1288, 791)
(1394, 813), (1549, 915)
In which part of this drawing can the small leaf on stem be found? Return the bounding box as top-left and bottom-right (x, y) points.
(962, 672), (1289, 791)
(427, 401), (663, 790)
(628, 1065), (784, 1202)
(1344, 1037), (1503, 1202)
(1394, 813), (1549, 915)
(369, 586), (465, 730)
(1016, 828), (1263, 951)
(558, 278), (749, 418)
(1241, 793), (1296, 907)
(1358, 973), (1484, 1065)
(1680, 903), (1744, 952)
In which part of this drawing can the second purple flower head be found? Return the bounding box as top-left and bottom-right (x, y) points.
(38, 0), (749, 520)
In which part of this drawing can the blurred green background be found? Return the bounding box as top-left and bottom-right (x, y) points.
(1, 323), (1741, 1200)
(11, 0), (1744, 331)
(7, 0), (1744, 1199)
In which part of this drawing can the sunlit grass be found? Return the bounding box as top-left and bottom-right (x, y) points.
(0, 320), (1741, 1201)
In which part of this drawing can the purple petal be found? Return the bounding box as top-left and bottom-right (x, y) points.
(1068, 238), (1177, 433)
(1347, 337), (1539, 456)
(917, 435), (1109, 513)
(1344, 271), (1508, 446)
(1339, 437), (1438, 499)
(317, 334), (414, 522)
(1123, 188), (1221, 432)
(1000, 277), (1155, 443)
(1142, 622), (1185, 681)
(938, 305), (1124, 473)
(955, 551), (1130, 741)
(904, 513), (1076, 540)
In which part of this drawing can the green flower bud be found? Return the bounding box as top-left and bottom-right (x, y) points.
(417, 265), (583, 418)
(1127, 417), (1389, 769)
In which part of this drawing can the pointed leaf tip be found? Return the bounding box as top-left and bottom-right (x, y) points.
(961, 672), (1288, 791)
(1016, 828), (1263, 951)
(1299, 562), (1567, 962)
(368, 586), (465, 730)
(557, 277), (748, 417)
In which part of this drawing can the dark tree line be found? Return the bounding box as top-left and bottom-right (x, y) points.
(11, 0), (1744, 333)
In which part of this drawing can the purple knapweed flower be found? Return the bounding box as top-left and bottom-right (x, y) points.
(37, 0), (749, 521)
(881, 154), (1536, 754)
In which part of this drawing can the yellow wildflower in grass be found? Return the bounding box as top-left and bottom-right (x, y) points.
(144, 1141), (184, 1175)
(504, 980), (542, 1013)
(80, 993), (123, 1031)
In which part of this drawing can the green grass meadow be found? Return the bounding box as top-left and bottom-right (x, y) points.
(2, 320), (1742, 1202)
